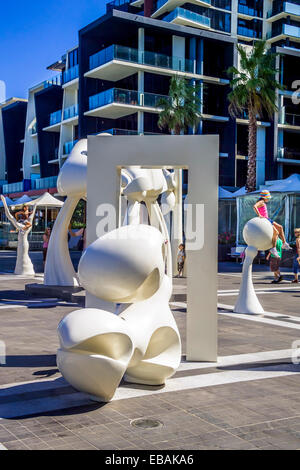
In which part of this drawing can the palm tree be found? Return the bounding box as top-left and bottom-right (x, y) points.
(158, 76), (201, 275)
(227, 40), (284, 192)
(158, 76), (201, 135)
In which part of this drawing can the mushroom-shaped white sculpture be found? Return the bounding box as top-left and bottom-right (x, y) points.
(57, 224), (181, 402)
(44, 140), (87, 286)
(1, 195), (37, 276)
(234, 217), (273, 314)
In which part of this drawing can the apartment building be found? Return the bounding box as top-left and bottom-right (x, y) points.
(0, 0), (299, 198)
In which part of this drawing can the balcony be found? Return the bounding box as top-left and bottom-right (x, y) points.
(278, 147), (300, 162)
(43, 110), (62, 132)
(279, 111), (300, 128)
(34, 176), (58, 190)
(100, 128), (161, 135)
(267, 24), (300, 43)
(63, 104), (78, 124)
(152, 0), (212, 19)
(44, 74), (62, 89)
(163, 8), (211, 30)
(85, 88), (170, 119)
(2, 182), (24, 194)
(31, 154), (40, 166)
(86, 44), (228, 85)
(63, 140), (78, 155)
(63, 65), (79, 87)
(267, 2), (300, 21)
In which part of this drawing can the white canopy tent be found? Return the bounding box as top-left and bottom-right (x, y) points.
(28, 192), (64, 231)
(28, 192), (64, 208)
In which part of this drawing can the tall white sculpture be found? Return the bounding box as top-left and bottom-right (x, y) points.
(45, 139), (176, 286)
(57, 224), (181, 402)
(0, 195), (37, 276)
(44, 140), (87, 286)
(234, 217), (273, 314)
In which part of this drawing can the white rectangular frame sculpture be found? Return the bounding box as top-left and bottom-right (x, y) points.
(87, 135), (218, 361)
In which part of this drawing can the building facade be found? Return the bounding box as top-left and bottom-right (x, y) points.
(0, 0), (300, 198)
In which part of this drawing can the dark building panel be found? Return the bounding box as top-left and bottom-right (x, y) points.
(2, 101), (27, 184)
(35, 86), (63, 178)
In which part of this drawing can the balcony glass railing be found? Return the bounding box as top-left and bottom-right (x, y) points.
(63, 104), (78, 121)
(278, 147), (300, 160)
(44, 74), (62, 89)
(34, 176), (58, 190)
(63, 65), (79, 84)
(268, 23), (300, 39)
(106, 0), (131, 11)
(100, 128), (162, 135)
(155, 0), (211, 10)
(89, 44), (194, 74)
(267, 2), (300, 19)
(49, 110), (62, 126)
(163, 8), (211, 28)
(32, 154), (40, 165)
(88, 88), (170, 112)
(63, 140), (78, 155)
(280, 112), (300, 126)
(2, 182), (24, 194)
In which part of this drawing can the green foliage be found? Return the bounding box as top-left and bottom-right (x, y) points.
(71, 199), (86, 229)
(158, 76), (201, 135)
(227, 40), (284, 119)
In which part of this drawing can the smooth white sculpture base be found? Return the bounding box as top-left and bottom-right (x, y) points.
(234, 217), (273, 315)
(57, 225), (181, 402)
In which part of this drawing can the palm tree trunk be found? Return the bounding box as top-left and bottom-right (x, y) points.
(174, 124), (181, 135)
(247, 105), (257, 193)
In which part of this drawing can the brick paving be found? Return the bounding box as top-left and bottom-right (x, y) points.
(0, 252), (300, 450)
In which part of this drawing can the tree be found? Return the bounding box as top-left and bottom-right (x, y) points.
(158, 76), (201, 275)
(227, 40), (284, 192)
(158, 76), (201, 135)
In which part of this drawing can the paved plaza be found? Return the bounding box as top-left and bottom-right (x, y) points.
(0, 251), (300, 450)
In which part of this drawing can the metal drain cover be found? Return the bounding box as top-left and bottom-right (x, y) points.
(130, 418), (163, 429)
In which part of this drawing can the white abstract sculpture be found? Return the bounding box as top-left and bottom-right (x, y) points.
(45, 138), (176, 286)
(234, 217), (273, 314)
(57, 224), (181, 401)
(44, 140), (87, 286)
(1, 195), (37, 276)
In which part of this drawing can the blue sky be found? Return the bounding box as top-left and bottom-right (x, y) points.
(0, 0), (110, 100)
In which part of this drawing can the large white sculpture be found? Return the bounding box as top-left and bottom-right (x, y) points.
(234, 217), (273, 314)
(1, 195), (37, 276)
(57, 224), (181, 401)
(44, 140), (87, 286)
(45, 139), (176, 286)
